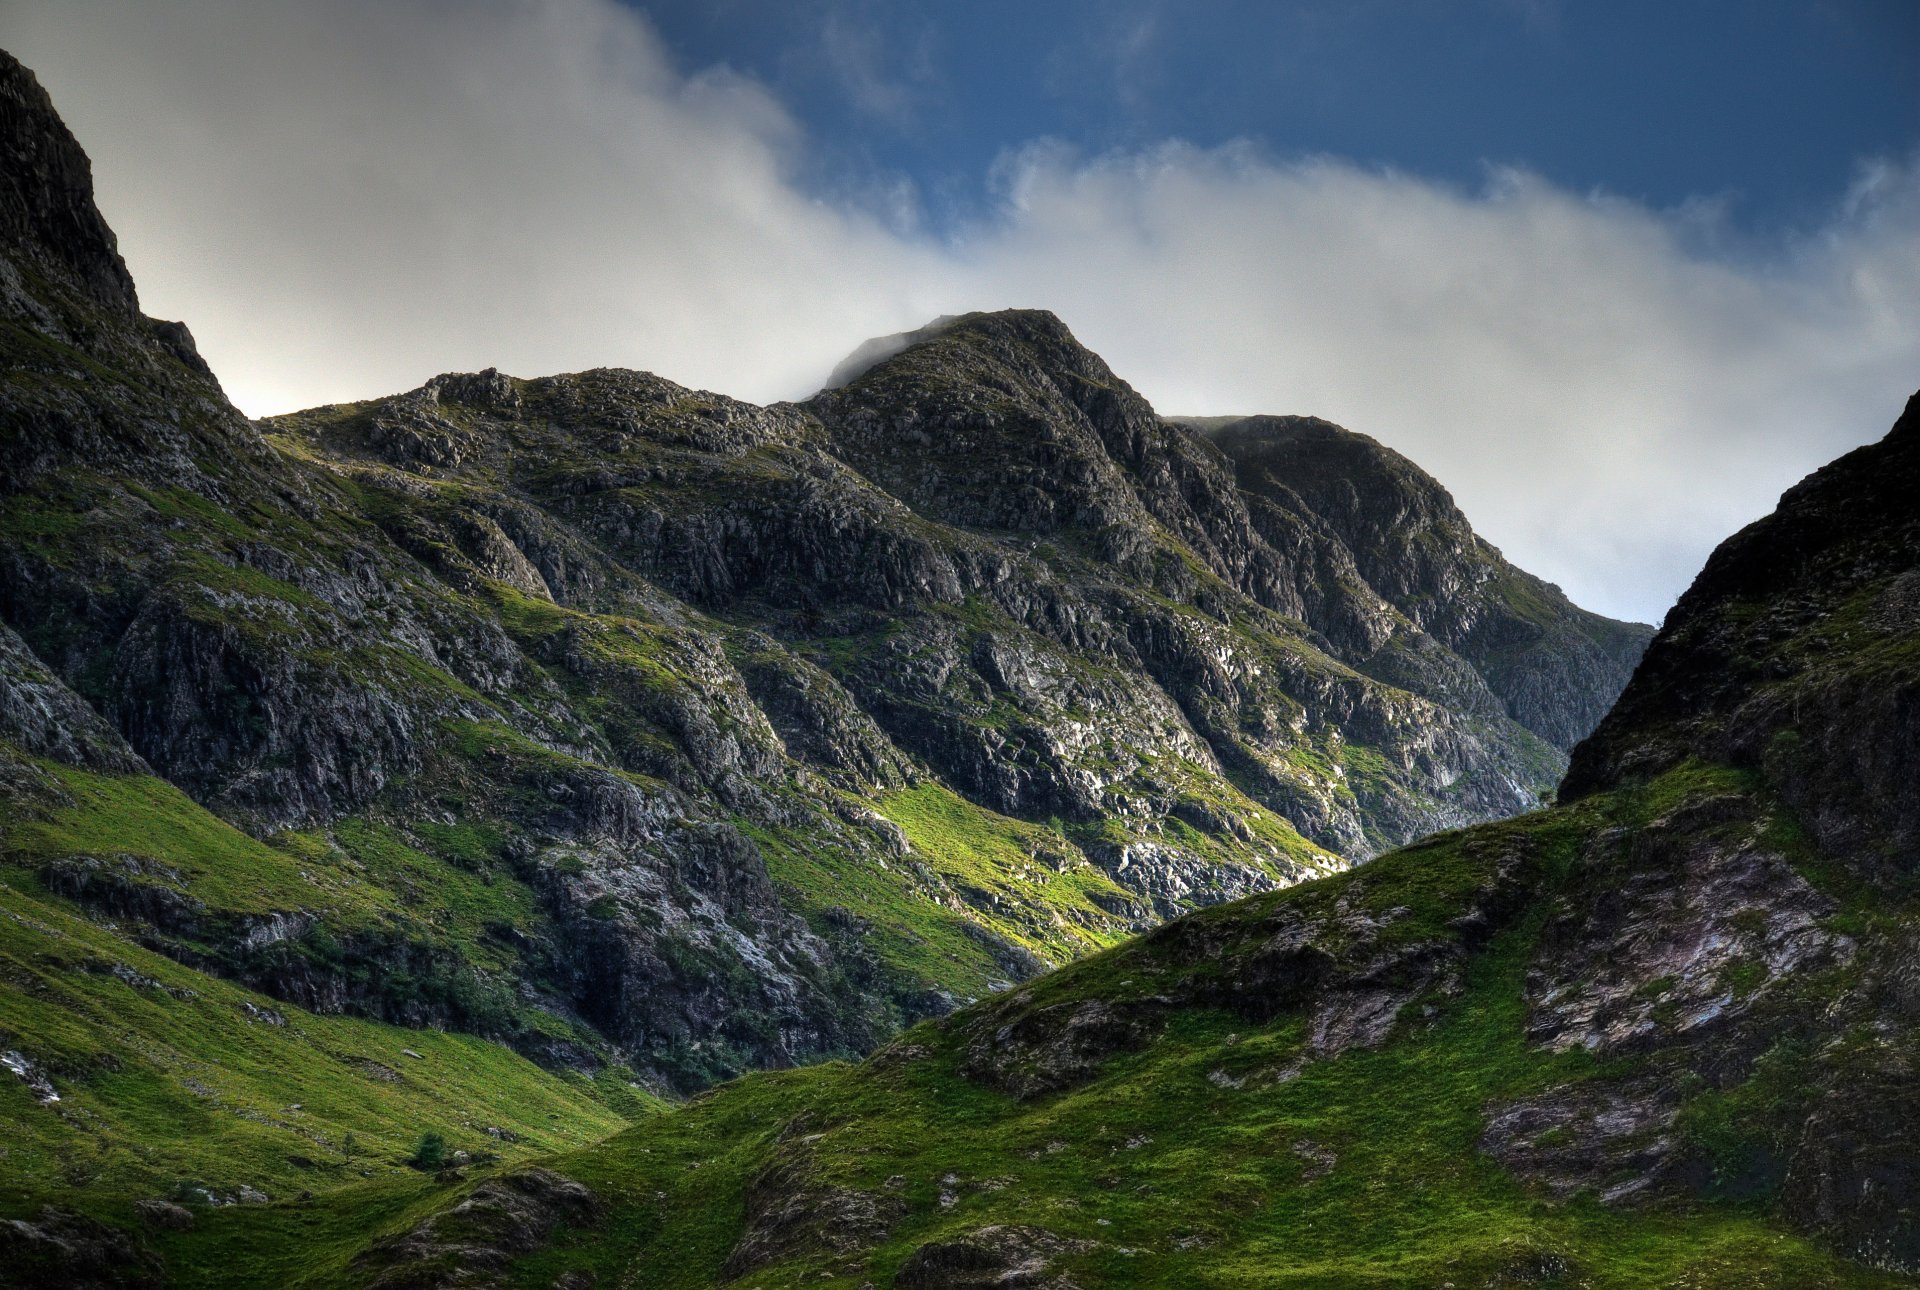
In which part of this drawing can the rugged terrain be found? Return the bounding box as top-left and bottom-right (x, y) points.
(238, 389), (1912, 1289)
(0, 35), (1644, 1121)
(0, 43), (1817, 1288)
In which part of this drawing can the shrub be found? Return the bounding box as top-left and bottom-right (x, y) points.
(407, 1131), (448, 1172)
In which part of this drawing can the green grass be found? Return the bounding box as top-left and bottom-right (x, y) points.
(744, 785), (1119, 1004)
(0, 759), (614, 1060)
(180, 767), (1884, 1288)
(0, 877), (640, 1224)
(9, 765), (344, 916)
(7, 763), (541, 962)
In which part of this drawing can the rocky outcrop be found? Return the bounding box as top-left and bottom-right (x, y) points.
(1564, 391), (1920, 882)
(356, 1169), (601, 1289)
(1480, 1077), (1688, 1205)
(1537, 390), (1920, 1264)
(0, 53), (138, 315)
(960, 996), (1163, 1101)
(1523, 794), (1851, 1058)
(722, 1152), (904, 1281)
(0, 1205), (161, 1290)
(0, 621), (145, 773)
(892, 1224), (1090, 1288)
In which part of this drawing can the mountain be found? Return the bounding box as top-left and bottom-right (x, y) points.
(0, 45), (1646, 1096)
(0, 46), (1680, 1283)
(295, 398), (1915, 1288)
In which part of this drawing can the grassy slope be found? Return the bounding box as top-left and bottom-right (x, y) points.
(2, 754), (617, 1055)
(0, 746), (666, 1258)
(0, 869), (645, 1218)
(151, 765), (1898, 1288)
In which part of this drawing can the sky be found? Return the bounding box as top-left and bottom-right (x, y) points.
(2, 1), (1916, 624)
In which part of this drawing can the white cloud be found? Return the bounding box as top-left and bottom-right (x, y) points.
(1, 0), (950, 413)
(965, 144), (1920, 621)
(4, 0), (1916, 624)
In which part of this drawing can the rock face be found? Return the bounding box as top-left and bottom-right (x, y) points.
(1544, 390), (1920, 1265)
(1563, 391), (1920, 880)
(1522, 793), (1852, 1058)
(0, 52), (138, 316)
(1197, 415), (1653, 749)
(0, 1206), (162, 1290)
(0, 47), (1644, 1097)
(356, 1169), (601, 1289)
(892, 1224), (1089, 1288)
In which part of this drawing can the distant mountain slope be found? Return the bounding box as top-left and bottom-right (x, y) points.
(1195, 414), (1654, 748)
(293, 396), (1920, 1290)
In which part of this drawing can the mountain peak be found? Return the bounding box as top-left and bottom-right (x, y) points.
(0, 50), (138, 316)
(822, 308), (1085, 393)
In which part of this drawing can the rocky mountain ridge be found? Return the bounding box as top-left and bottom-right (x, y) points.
(1200, 413), (1652, 748)
(0, 46), (1645, 1101)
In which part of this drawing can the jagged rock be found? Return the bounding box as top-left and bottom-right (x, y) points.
(0, 621), (146, 772)
(1204, 415), (1652, 748)
(131, 1200), (193, 1232)
(1481, 1077), (1686, 1204)
(721, 1153), (904, 1279)
(40, 854), (205, 935)
(1524, 795), (1851, 1057)
(961, 998), (1164, 1101)
(1778, 1036), (1920, 1272)
(0, 55), (138, 314)
(1170, 826), (1537, 1041)
(1, 1049), (58, 1104)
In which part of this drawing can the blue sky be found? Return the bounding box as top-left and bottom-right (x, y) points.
(6, 0), (1917, 621)
(639, 0), (1920, 238)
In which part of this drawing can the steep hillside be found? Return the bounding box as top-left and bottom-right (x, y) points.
(235, 396), (1920, 1288)
(0, 38), (1645, 1119)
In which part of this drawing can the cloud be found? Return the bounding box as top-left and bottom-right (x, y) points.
(1, 0), (951, 414)
(3, 0), (1916, 624)
(965, 144), (1920, 622)
(811, 5), (938, 130)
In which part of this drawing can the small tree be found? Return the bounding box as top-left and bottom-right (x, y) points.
(408, 1131), (448, 1172)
